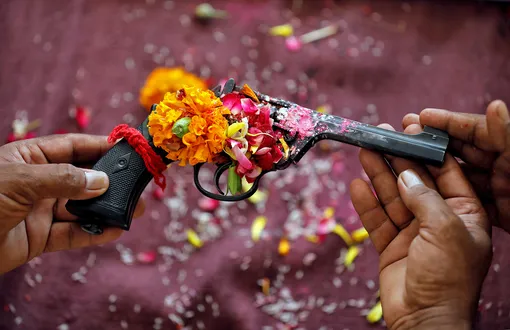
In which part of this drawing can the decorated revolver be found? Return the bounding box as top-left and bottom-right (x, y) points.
(65, 78), (449, 235)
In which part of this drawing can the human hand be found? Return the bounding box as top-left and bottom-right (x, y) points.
(403, 100), (510, 234)
(350, 124), (492, 330)
(0, 134), (145, 274)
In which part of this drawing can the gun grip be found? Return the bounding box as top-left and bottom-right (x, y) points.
(65, 111), (169, 234)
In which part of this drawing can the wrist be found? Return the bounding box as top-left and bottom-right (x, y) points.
(391, 305), (475, 330)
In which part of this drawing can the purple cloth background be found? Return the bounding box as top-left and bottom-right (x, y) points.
(1, 0), (510, 329)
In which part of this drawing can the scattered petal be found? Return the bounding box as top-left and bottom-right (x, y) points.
(261, 278), (271, 295)
(249, 189), (268, 204)
(75, 106), (90, 130)
(324, 207), (335, 219)
(251, 215), (267, 242)
(306, 235), (319, 244)
(285, 36), (302, 52)
(367, 301), (383, 323)
(344, 246), (360, 267)
(352, 227), (369, 243)
(333, 224), (353, 246)
(278, 237), (291, 256)
(198, 197), (220, 212)
(269, 24), (294, 37)
(187, 229), (203, 248)
(137, 251), (157, 264)
(316, 105), (331, 114)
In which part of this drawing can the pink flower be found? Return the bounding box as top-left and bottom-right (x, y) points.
(226, 139), (252, 170)
(235, 159), (262, 183)
(222, 93), (259, 117)
(222, 93), (242, 114)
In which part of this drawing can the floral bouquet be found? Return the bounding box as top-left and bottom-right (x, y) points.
(147, 83), (290, 195)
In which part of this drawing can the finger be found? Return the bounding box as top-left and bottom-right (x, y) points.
(11, 134), (113, 164)
(3, 163), (109, 202)
(44, 222), (123, 253)
(487, 100), (510, 152)
(419, 108), (497, 152)
(133, 198), (146, 218)
(398, 169), (490, 251)
(397, 170), (467, 238)
(402, 113), (420, 129)
(349, 179), (399, 253)
(493, 101), (510, 188)
(460, 164), (492, 201)
(425, 152), (479, 201)
(359, 128), (414, 229)
(447, 138), (496, 169)
(24, 199), (54, 259)
(53, 198), (146, 221)
(424, 146), (491, 235)
(381, 124), (438, 190)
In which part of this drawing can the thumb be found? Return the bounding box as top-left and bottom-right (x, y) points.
(11, 163), (109, 202)
(397, 169), (461, 236)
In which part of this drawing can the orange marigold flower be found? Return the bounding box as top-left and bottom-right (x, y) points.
(189, 116), (207, 136)
(139, 67), (208, 111)
(148, 85), (230, 166)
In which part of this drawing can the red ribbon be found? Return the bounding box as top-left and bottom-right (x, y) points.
(108, 124), (167, 190)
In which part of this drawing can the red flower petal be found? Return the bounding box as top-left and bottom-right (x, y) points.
(6, 133), (16, 143)
(54, 129), (68, 134)
(246, 128), (265, 146)
(255, 147), (271, 155)
(257, 152), (274, 170)
(25, 132), (36, 139)
(222, 93), (242, 114)
(241, 98), (258, 115)
(271, 145), (283, 163)
(245, 166), (262, 181)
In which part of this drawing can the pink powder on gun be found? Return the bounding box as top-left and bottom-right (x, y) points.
(338, 119), (357, 133)
(280, 106), (314, 138)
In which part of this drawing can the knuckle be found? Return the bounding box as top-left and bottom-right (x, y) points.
(54, 164), (83, 190)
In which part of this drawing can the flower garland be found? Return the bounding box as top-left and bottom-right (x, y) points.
(146, 83), (289, 194)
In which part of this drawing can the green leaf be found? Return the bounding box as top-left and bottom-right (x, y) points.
(227, 165), (242, 195)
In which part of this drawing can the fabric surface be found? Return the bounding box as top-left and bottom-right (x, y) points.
(1, 0), (510, 329)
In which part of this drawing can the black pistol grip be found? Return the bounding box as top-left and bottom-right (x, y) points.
(65, 115), (169, 231)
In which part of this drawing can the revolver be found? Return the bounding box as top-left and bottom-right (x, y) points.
(65, 78), (449, 235)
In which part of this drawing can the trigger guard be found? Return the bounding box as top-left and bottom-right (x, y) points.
(213, 162), (233, 195)
(193, 163), (268, 202)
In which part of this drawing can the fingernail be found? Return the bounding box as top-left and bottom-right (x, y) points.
(400, 170), (423, 188)
(85, 171), (108, 190)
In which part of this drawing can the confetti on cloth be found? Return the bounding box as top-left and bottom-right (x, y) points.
(0, 1), (509, 329)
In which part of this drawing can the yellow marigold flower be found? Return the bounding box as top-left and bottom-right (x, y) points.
(147, 85), (230, 166)
(139, 67), (208, 111)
